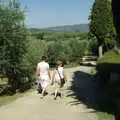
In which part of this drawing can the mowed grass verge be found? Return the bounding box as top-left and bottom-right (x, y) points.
(0, 88), (35, 107)
(97, 112), (114, 120)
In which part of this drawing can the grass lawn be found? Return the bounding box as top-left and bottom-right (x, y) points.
(0, 77), (25, 107)
(98, 49), (120, 64)
(0, 88), (35, 107)
(97, 112), (115, 120)
(0, 93), (25, 106)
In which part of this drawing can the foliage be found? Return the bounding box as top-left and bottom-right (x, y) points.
(36, 32), (45, 40)
(47, 39), (88, 65)
(30, 30), (89, 42)
(89, 0), (116, 41)
(88, 37), (116, 56)
(22, 37), (47, 70)
(0, 0), (29, 91)
(96, 49), (120, 115)
(96, 49), (120, 92)
(71, 32), (88, 40)
(88, 38), (98, 56)
(97, 49), (120, 65)
(103, 39), (117, 53)
(68, 39), (88, 61)
(97, 112), (114, 120)
(89, 0), (116, 56)
(112, 0), (120, 45)
(47, 41), (70, 65)
(44, 31), (89, 63)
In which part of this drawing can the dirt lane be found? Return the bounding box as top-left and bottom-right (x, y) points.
(0, 66), (98, 120)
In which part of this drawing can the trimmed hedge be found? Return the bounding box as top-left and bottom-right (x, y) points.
(96, 49), (120, 87)
(97, 49), (120, 73)
(96, 49), (120, 114)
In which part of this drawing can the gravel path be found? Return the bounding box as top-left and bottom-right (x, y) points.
(0, 66), (98, 120)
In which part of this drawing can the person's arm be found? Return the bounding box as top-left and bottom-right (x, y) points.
(50, 69), (56, 85)
(36, 64), (40, 79)
(63, 69), (67, 81)
(52, 69), (56, 80)
(47, 64), (51, 79)
(48, 70), (51, 80)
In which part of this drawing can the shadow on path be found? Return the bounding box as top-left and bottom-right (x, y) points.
(67, 71), (97, 108)
(67, 70), (115, 116)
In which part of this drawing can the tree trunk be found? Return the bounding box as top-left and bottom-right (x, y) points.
(98, 41), (103, 58)
(112, 0), (120, 46)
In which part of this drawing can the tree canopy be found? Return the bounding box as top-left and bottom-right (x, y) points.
(89, 0), (116, 57)
(0, 0), (29, 90)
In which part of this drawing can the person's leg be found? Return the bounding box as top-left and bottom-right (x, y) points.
(54, 88), (58, 100)
(40, 87), (46, 98)
(40, 81), (49, 99)
(53, 81), (60, 100)
(59, 87), (64, 98)
(37, 82), (43, 94)
(38, 77), (43, 94)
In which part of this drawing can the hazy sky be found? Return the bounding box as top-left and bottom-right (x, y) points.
(19, 0), (94, 28)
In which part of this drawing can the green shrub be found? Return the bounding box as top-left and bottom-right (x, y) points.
(97, 49), (120, 72)
(0, 0), (29, 91)
(47, 41), (71, 65)
(96, 49), (120, 113)
(96, 49), (120, 87)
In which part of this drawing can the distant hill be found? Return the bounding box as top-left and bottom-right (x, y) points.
(30, 24), (89, 33)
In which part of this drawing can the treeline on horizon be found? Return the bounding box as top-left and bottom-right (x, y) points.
(30, 23), (89, 33)
(29, 27), (116, 64)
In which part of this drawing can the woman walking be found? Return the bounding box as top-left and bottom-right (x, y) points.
(52, 60), (67, 100)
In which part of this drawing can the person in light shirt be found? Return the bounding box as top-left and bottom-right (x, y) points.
(52, 60), (67, 100)
(36, 56), (51, 99)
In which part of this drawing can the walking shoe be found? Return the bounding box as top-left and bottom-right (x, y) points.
(53, 96), (57, 100)
(40, 94), (43, 99)
(60, 93), (63, 98)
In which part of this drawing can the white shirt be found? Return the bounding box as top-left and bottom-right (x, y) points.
(55, 67), (64, 80)
(37, 61), (49, 76)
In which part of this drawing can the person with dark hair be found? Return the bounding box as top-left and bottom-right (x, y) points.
(41, 56), (47, 61)
(36, 56), (51, 99)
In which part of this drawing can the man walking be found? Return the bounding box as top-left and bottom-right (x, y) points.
(36, 56), (51, 98)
